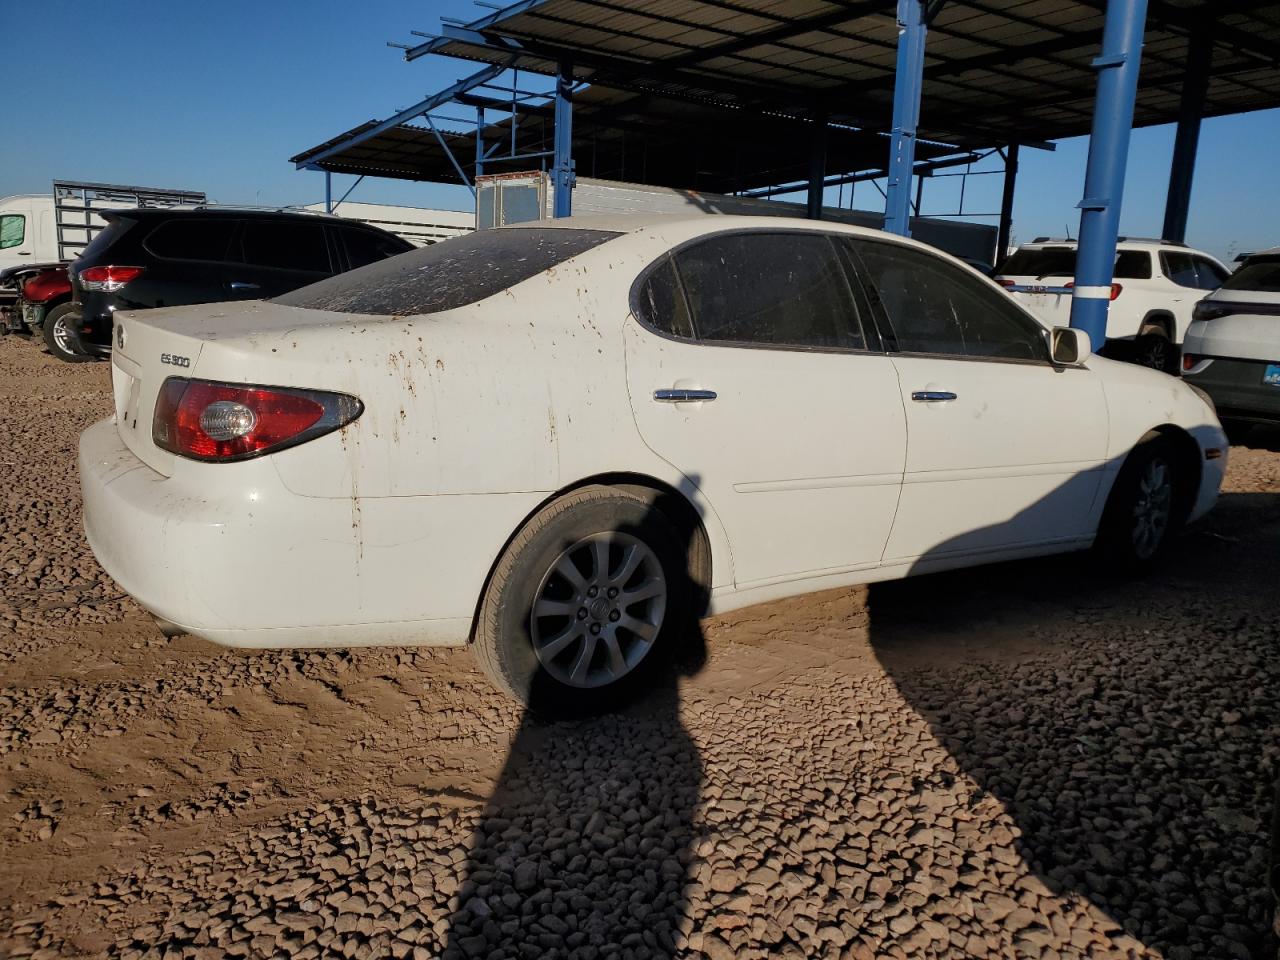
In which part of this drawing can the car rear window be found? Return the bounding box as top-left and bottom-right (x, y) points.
(997, 247), (1151, 279)
(277, 228), (621, 315)
(1222, 256), (1280, 293)
(76, 218), (132, 261)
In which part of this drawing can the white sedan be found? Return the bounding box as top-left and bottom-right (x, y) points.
(80, 216), (1227, 709)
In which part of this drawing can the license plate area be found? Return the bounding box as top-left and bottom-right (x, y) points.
(1264, 363), (1280, 386)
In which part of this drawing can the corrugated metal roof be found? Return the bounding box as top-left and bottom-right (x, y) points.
(421, 0), (1280, 146)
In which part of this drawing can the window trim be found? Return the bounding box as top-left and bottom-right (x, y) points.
(627, 227), (886, 357)
(846, 235), (1057, 368)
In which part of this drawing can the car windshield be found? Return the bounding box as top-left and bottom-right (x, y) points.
(997, 247), (1151, 279)
(276, 227), (621, 315)
(1221, 255), (1280, 293)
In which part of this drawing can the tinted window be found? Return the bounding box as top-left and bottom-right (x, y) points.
(1115, 250), (1152, 279)
(0, 214), (24, 249)
(634, 255), (694, 339)
(852, 239), (1049, 362)
(1222, 256), (1280, 293)
(239, 221), (331, 273)
(1161, 252), (1200, 288)
(276, 228), (619, 316)
(342, 228), (410, 269)
(1192, 256), (1228, 290)
(997, 246), (1151, 279)
(672, 232), (864, 350)
(144, 219), (236, 262)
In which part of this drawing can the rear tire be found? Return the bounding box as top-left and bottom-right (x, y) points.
(1134, 330), (1175, 374)
(1094, 434), (1187, 574)
(42, 304), (91, 362)
(472, 486), (693, 716)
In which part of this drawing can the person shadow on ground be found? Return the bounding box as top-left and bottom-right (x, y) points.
(440, 487), (709, 960)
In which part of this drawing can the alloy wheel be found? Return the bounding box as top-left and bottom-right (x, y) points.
(529, 532), (667, 688)
(1131, 458), (1173, 560)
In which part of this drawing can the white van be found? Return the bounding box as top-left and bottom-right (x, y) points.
(0, 195), (59, 272)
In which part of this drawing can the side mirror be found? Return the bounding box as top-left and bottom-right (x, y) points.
(1051, 326), (1091, 365)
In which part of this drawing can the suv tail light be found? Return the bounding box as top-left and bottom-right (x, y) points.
(1182, 353), (1198, 371)
(153, 378), (362, 462)
(1193, 300), (1230, 322)
(80, 265), (145, 292)
(1065, 281), (1123, 300)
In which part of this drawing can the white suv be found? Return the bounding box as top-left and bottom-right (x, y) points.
(996, 238), (1229, 372)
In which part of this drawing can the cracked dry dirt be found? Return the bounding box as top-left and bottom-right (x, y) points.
(0, 335), (1277, 960)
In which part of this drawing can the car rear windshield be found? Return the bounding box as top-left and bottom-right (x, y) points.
(275, 227), (621, 315)
(76, 217), (133, 262)
(997, 247), (1152, 279)
(1222, 255), (1280, 293)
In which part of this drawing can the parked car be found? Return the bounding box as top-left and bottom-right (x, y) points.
(1182, 248), (1280, 439)
(7, 264), (81, 359)
(996, 237), (1230, 372)
(79, 216), (1227, 710)
(66, 208), (414, 360)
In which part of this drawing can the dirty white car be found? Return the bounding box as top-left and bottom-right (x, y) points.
(80, 216), (1227, 709)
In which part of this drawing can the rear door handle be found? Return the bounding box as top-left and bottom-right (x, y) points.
(911, 390), (957, 402)
(654, 388), (717, 403)
(229, 281), (260, 290)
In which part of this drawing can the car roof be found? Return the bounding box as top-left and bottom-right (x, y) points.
(102, 206), (370, 226)
(503, 212), (922, 248)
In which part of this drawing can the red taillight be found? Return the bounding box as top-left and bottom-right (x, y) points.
(1182, 353), (1198, 371)
(1064, 281), (1123, 301)
(153, 378), (362, 462)
(80, 265), (145, 292)
(997, 278), (1016, 288)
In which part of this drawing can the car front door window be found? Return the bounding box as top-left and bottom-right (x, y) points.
(848, 239), (1049, 362)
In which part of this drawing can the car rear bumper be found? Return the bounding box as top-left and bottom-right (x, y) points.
(79, 418), (542, 648)
(1184, 356), (1280, 424)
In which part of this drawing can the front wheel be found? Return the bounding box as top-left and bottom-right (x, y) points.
(42, 303), (91, 362)
(1095, 434), (1187, 573)
(472, 486), (694, 715)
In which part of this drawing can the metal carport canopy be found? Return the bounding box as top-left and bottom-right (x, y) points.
(411, 0), (1280, 151)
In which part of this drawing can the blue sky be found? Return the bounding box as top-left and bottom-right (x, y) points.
(3, 0), (1276, 262)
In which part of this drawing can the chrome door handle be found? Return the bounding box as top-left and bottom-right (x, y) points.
(654, 388), (717, 403)
(911, 390), (957, 402)
(229, 281), (260, 290)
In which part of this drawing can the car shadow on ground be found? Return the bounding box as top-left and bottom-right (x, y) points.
(439, 489), (709, 960)
(868, 490), (1280, 959)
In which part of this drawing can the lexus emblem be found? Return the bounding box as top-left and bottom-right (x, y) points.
(116, 325), (126, 349)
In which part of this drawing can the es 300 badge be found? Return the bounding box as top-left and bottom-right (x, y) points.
(161, 353), (192, 368)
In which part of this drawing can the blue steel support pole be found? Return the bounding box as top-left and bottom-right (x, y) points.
(1068, 0), (1149, 348)
(552, 61), (575, 219)
(1162, 21), (1212, 243)
(475, 106), (485, 178)
(324, 171), (332, 214)
(806, 113), (828, 220)
(883, 0), (927, 236)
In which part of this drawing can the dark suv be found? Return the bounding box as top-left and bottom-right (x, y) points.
(65, 208), (413, 361)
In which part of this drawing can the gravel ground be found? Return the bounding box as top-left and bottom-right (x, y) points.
(0, 333), (1277, 960)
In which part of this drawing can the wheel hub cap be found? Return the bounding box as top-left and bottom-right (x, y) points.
(1131, 458), (1173, 560)
(530, 532), (667, 688)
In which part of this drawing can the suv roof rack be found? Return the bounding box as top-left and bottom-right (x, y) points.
(1029, 235), (1189, 248)
(185, 203), (340, 218)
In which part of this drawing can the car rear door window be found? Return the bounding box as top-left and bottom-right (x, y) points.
(143, 219), (237, 262)
(342, 228), (409, 269)
(850, 239), (1049, 363)
(670, 232), (865, 350)
(1222, 256), (1280, 292)
(239, 221), (332, 273)
(1161, 252), (1200, 288)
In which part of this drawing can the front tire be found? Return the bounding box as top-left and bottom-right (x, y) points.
(1095, 434), (1187, 573)
(42, 304), (91, 362)
(472, 486), (693, 715)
